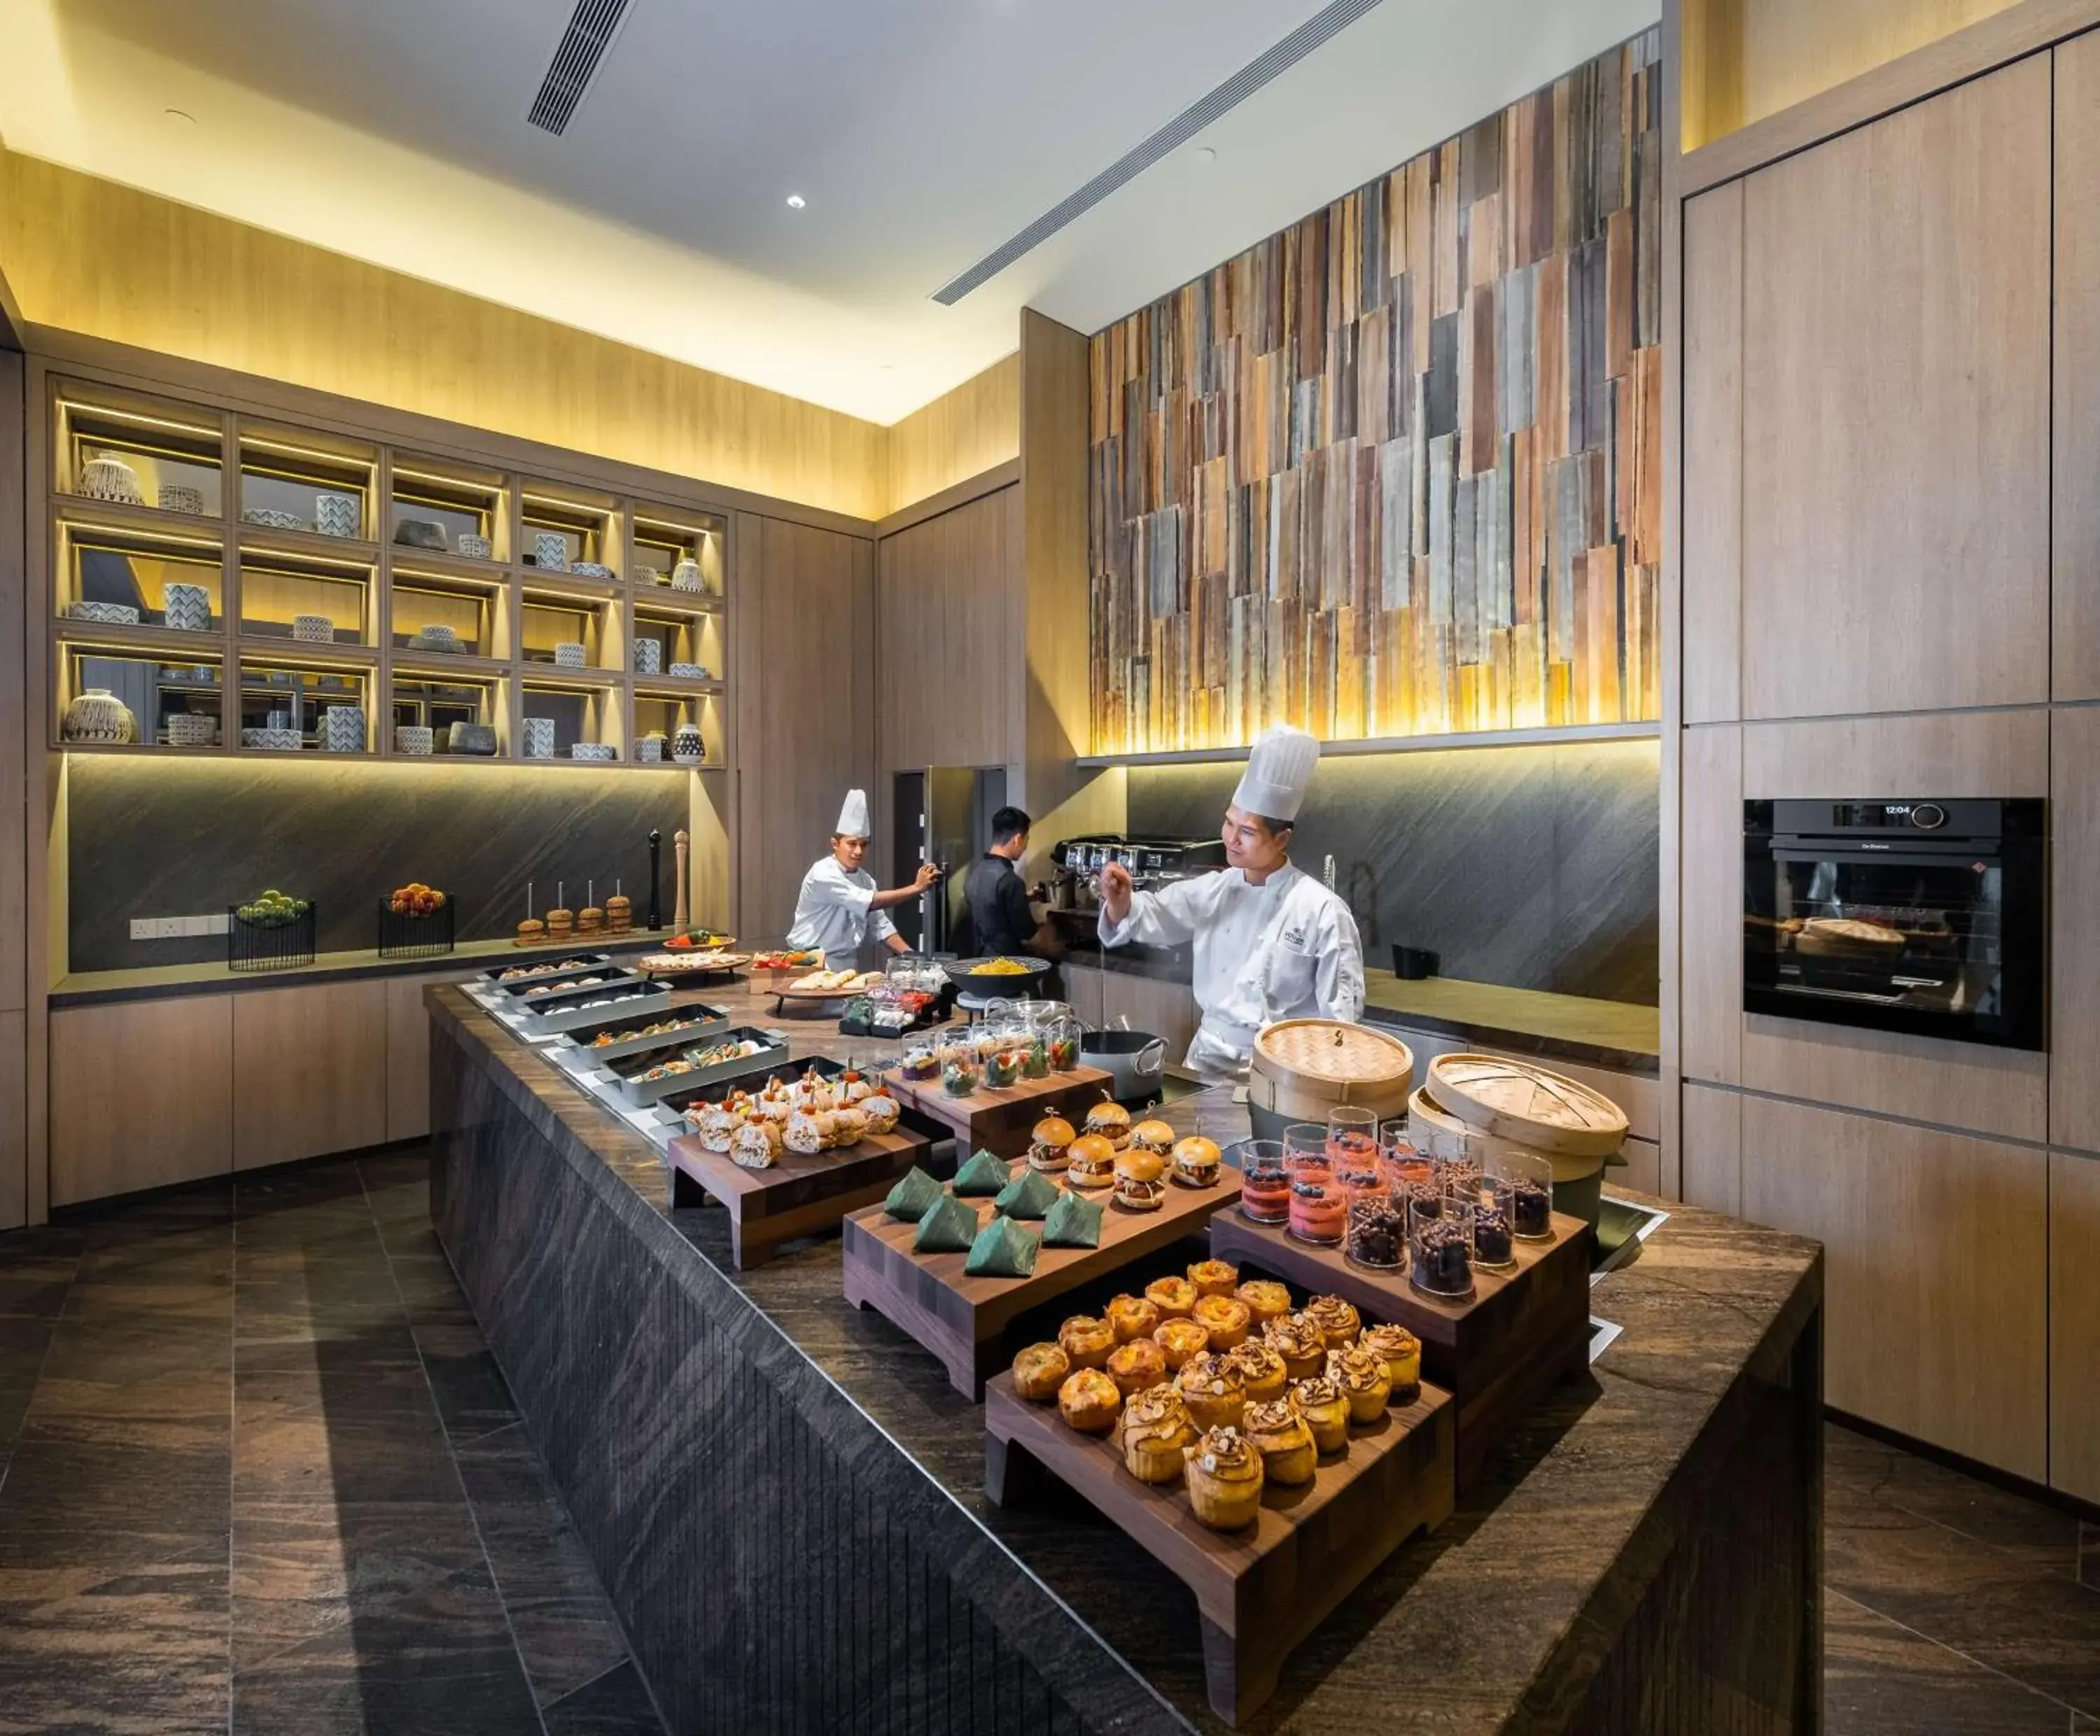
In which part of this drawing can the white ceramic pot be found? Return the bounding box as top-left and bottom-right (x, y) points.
(166, 711), (216, 747)
(323, 705), (365, 753)
(158, 484), (205, 516)
(632, 638), (662, 674)
(570, 741), (617, 762)
(314, 492), (360, 538)
(293, 614), (335, 644)
(571, 561), (614, 580)
(242, 507), (307, 531)
(533, 531), (568, 572)
(395, 725), (435, 756)
(412, 622), (458, 649)
(522, 717), (556, 759)
(456, 532), (492, 560)
(553, 640), (587, 669)
(671, 723), (704, 764)
(671, 556), (704, 593)
(163, 582), (211, 633)
(635, 734), (664, 763)
(62, 689), (136, 743)
(78, 455), (144, 505)
(668, 662), (710, 681)
(64, 600), (141, 626)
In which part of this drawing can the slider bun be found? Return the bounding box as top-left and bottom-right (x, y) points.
(1173, 1136), (1221, 1166)
(1033, 1115), (1076, 1144)
(1065, 1133), (1117, 1166)
(1115, 1149), (1166, 1184)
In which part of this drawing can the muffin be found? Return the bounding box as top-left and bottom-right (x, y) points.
(1290, 1376), (1350, 1455)
(1326, 1345), (1392, 1423)
(1186, 1259), (1240, 1299)
(1235, 1279), (1294, 1329)
(1058, 1369), (1123, 1435)
(1106, 1336), (1168, 1396)
(1182, 1427), (1264, 1530)
(1057, 1315), (1116, 1371)
(1191, 1294), (1252, 1352)
(1305, 1294), (1362, 1349)
(1104, 1293), (1161, 1345)
(1264, 1313), (1327, 1382)
(1144, 1275), (1198, 1320)
(1226, 1339), (1289, 1403)
(1360, 1324), (1422, 1405)
(1152, 1317), (1211, 1372)
(1176, 1352), (1247, 1431)
(1242, 1396), (1317, 1486)
(1121, 1385), (1196, 1484)
(1011, 1342), (1069, 1403)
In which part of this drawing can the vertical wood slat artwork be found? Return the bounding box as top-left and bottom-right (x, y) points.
(1090, 30), (1663, 755)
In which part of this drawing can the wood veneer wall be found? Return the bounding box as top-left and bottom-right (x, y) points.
(1088, 31), (1665, 756)
(884, 356), (1020, 518)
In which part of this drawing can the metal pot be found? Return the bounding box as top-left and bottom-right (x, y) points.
(1082, 1026), (1166, 1102)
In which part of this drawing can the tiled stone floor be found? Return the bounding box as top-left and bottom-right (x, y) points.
(0, 1148), (2092, 1732)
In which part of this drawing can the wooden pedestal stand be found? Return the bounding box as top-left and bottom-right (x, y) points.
(667, 1124), (930, 1270)
(881, 1064), (1114, 1160)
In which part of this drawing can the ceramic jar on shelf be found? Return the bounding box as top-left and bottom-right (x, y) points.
(523, 717), (556, 759)
(553, 640), (587, 669)
(293, 613), (335, 645)
(163, 582), (212, 633)
(77, 455), (144, 504)
(671, 723), (705, 764)
(632, 636), (662, 675)
(671, 556), (704, 593)
(533, 531), (568, 572)
(166, 712), (216, 748)
(158, 484), (205, 516)
(394, 726), (434, 756)
(455, 532), (492, 560)
(323, 705), (366, 754)
(314, 492), (360, 539)
(62, 689), (136, 743)
(635, 733), (664, 763)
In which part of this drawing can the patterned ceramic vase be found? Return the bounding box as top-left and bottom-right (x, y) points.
(635, 734), (664, 763)
(78, 456), (144, 504)
(523, 717), (556, 759)
(163, 582), (211, 633)
(166, 712), (216, 747)
(632, 636), (662, 675)
(314, 492), (360, 538)
(323, 706), (365, 753)
(671, 557), (704, 593)
(671, 723), (704, 764)
(158, 484), (205, 516)
(570, 741), (617, 762)
(62, 689), (136, 743)
(455, 533), (492, 560)
(293, 614), (335, 644)
(553, 640), (587, 669)
(533, 531), (568, 572)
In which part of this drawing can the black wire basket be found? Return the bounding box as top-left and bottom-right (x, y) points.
(378, 895), (456, 959)
(228, 900), (317, 972)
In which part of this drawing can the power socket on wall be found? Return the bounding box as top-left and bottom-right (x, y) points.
(129, 913), (232, 941)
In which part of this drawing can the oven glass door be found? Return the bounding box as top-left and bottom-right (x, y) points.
(1743, 806), (2045, 1049)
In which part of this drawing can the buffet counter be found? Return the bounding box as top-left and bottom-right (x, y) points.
(426, 978), (1822, 1734)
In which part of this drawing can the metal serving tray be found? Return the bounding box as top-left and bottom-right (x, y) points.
(496, 965), (638, 1003)
(604, 1026), (792, 1107)
(547, 1001), (732, 1066)
(519, 981), (671, 1035)
(477, 952), (612, 985)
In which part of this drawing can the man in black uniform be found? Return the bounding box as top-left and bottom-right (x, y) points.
(962, 806), (1038, 957)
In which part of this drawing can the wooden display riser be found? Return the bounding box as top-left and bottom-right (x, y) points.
(1208, 1205), (1592, 1488)
(881, 1063), (1113, 1159)
(841, 1167), (1238, 1396)
(667, 1125), (930, 1270)
(983, 1372), (1455, 1726)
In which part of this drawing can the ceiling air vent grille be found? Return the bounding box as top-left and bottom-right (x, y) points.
(932, 0), (1387, 304)
(528, 0), (633, 136)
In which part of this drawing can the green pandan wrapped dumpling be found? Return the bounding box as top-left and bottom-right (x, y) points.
(964, 1213), (1040, 1279)
(993, 1167), (1060, 1221)
(913, 1193), (979, 1254)
(883, 1166), (944, 1222)
(1041, 1187), (1104, 1249)
(951, 1147), (1011, 1197)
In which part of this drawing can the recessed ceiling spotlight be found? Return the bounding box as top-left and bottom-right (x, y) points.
(1192, 146), (1217, 165)
(164, 108), (197, 127)
(785, 193), (806, 209)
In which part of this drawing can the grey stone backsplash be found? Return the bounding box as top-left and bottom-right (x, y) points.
(66, 756), (692, 972)
(1125, 738), (1660, 1005)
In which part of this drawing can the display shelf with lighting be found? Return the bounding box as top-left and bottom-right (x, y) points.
(388, 564), (508, 661)
(630, 603), (722, 682)
(237, 423), (378, 543)
(631, 508), (725, 597)
(237, 547), (378, 650)
(520, 673), (624, 762)
(55, 513), (225, 634)
(519, 582), (622, 674)
(388, 668), (509, 760)
(234, 652), (377, 754)
(520, 482), (619, 578)
(390, 454), (507, 564)
(56, 380), (227, 519)
(54, 640), (227, 752)
(632, 686), (719, 765)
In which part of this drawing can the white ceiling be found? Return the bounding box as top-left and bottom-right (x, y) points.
(1, 0), (1656, 424)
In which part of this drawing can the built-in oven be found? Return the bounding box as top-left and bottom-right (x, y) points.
(1742, 799), (2046, 1051)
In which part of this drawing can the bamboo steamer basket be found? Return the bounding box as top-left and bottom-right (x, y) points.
(1248, 1019), (1414, 1139)
(1423, 1053), (1629, 1159)
(1410, 1083), (1623, 1226)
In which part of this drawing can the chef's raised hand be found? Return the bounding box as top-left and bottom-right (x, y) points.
(1099, 860), (1134, 922)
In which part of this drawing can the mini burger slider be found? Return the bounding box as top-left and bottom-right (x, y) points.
(1084, 1100), (1132, 1149)
(1065, 1133), (1119, 1191)
(1029, 1115), (1075, 1175)
(1112, 1149), (1168, 1213)
(1130, 1116), (1175, 1158)
(1170, 1135), (1222, 1188)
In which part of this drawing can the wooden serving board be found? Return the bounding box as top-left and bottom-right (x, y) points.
(880, 1063), (1114, 1159)
(983, 1371), (1454, 1726)
(841, 1168), (1237, 1396)
(667, 1124), (930, 1270)
(1208, 1207), (1592, 1489)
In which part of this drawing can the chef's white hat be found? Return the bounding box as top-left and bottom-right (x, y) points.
(834, 788), (871, 838)
(1231, 724), (1320, 823)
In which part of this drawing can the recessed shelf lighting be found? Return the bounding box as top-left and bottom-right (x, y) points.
(785, 193), (806, 209)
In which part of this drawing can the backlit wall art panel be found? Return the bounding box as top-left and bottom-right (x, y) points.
(1089, 29), (1663, 754)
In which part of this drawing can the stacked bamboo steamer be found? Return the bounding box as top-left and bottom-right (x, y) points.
(1248, 1019), (1414, 1138)
(1411, 1053), (1629, 1219)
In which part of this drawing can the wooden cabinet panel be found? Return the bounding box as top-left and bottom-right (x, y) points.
(232, 981), (388, 1170)
(0, 353), (23, 1016)
(1679, 724), (1742, 1084)
(1098, 973), (1200, 1074)
(1681, 1082), (1742, 1217)
(1741, 1014), (2046, 1144)
(1682, 183), (1744, 724)
(2055, 34), (2100, 701)
(51, 997), (233, 1205)
(2050, 1151), (2100, 1502)
(1740, 57), (2050, 720)
(0, 1010), (23, 1231)
(2053, 708), (2100, 1153)
(386, 973), (475, 1144)
(1058, 962), (1106, 1030)
(734, 516), (876, 945)
(876, 487), (1015, 776)
(1741, 1094), (2045, 1479)
(1740, 708), (2048, 801)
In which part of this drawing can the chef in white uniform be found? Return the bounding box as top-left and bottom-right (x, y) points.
(1096, 725), (1365, 1082)
(785, 788), (941, 968)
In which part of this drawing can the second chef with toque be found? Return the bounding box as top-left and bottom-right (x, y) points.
(785, 788), (941, 968)
(1096, 724), (1365, 1083)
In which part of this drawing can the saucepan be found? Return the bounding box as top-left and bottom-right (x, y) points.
(1081, 1021), (1167, 1102)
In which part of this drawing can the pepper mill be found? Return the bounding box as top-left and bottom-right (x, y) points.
(673, 827), (690, 935)
(646, 830), (662, 932)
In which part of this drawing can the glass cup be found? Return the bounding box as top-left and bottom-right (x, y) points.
(1284, 1124), (1343, 1245)
(1410, 1193), (1475, 1297)
(1344, 1194), (1406, 1270)
(939, 1033), (981, 1097)
(1044, 1015), (1082, 1074)
(1238, 1138), (1290, 1224)
(901, 1032), (941, 1084)
(982, 1020), (1027, 1089)
(1326, 1105), (1382, 1191)
(1474, 1176), (1518, 1270)
(1492, 1148), (1557, 1241)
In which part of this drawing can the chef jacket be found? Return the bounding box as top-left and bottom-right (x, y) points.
(784, 857), (897, 967)
(1098, 862), (1365, 1082)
